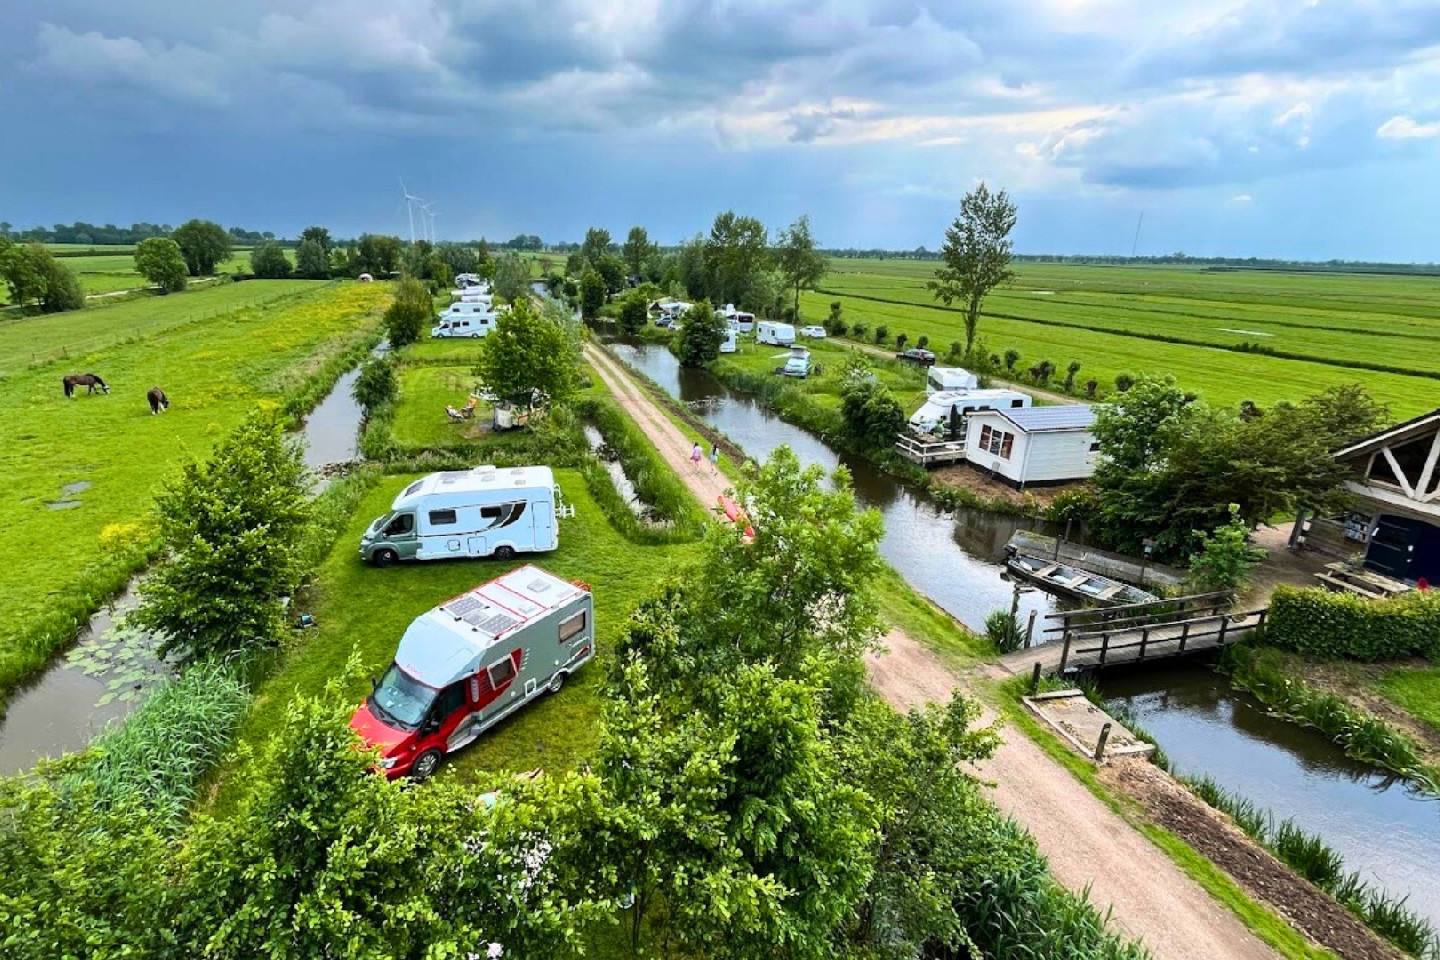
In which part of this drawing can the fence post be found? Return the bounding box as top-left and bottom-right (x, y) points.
(1098, 631), (1109, 668)
(1094, 722), (1112, 762)
(1059, 630), (1073, 673)
(1218, 615), (1230, 648)
(1178, 620), (1190, 654)
(1025, 610), (1038, 649)
(1030, 662), (1042, 695)
(1138, 626), (1149, 661)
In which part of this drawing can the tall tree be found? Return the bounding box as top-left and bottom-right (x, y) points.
(133, 412), (310, 662)
(133, 237), (188, 293)
(676, 299), (728, 367)
(250, 241), (291, 279)
(776, 214), (827, 320)
(927, 183), (1017, 354)
(298, 225), (331, 255)
(355, 234), (402, 276)
(171, 219), (233, 276)
(492, 252), (531, 300)
(618, 289), (648, 335)
(705, 211), (769, 308)
(580, 226), (612, 265)
(579, 268), (605, 321)
(473, 296), (578, 408)
(294, 239), (329, 278)
(621, 225), (656, 277)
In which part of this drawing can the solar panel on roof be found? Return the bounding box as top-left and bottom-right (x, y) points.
(444, 595), (485, 618)
(439, 471), (470, 484)
(473, 612), (518, 635)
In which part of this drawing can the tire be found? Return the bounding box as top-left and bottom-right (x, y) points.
(372, 548), (399, 568)
(493, 545), (516, 561)
(409, 748), (443, 782)
(548, 671), (566, 695)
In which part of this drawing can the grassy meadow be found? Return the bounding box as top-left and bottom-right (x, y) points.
(1, 247), (290, 301)
(0, 280), (390, 702)
(810, 260), (1440, 416)
(213, 469), (701, 811)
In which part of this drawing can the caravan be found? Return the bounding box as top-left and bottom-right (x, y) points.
(906, 389), (1031, 438)
(756, 321), (795, 346)
(720, 320), (738, 353)
(359, 466), (564, 566)
(350, 565), (594, 779)
(432, 301), (498, 338)
(926, 367), (979, 394)
(722, 303), (756, 333)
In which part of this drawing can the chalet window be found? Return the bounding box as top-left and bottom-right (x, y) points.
(428, 509), (457, 526)
(488, 655), (517, 687)
(1089, 441), (1101, 452)
(999, 433), (1014, 459)
(978, 424), (993, 450)
(559, 610), (587, 643)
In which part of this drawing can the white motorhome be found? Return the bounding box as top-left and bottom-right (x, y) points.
(906, 389), (1031, 439)
(926, 366), (979, 395)
(719, 321), (738, 353)
(359, 466), (565, 565)
(454, 273), (485, 289)
(432, 301), (500, 338)
(455, 288), (495, 305)
(756, 321), (795, 346)
(722, 303), (756, 333)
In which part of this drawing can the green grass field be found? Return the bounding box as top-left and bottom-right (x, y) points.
(0, 281), (390, 700)
(213, 469), (700, 811)
(810, 260), (1440, 416)
(0, 247), (290, 300)
(1373, 667), (1440, 735)
(718, 334), (930, 414)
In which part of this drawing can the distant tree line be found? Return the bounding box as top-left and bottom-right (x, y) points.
(0, 221), (278, 247)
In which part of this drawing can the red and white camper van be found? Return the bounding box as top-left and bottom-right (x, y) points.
(351, 565), (594, 780)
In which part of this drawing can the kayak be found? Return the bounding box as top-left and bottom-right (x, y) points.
(717, 495), (755, 541)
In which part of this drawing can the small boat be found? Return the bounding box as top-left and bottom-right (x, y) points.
(717, 495), (755, 541)
(1006, 551), (1157, 606)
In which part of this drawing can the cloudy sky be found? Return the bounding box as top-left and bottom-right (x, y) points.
(3, 0), (1439, 259)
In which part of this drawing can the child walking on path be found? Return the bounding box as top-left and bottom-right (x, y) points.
(690, 442), (703, 473)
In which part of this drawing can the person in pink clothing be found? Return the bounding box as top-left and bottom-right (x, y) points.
(690, 442), (703, 470)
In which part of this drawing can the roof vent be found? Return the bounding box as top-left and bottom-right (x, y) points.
(527, 578), (550, 593)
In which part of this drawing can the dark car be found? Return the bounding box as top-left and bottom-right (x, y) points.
(896, 348), (936, 366)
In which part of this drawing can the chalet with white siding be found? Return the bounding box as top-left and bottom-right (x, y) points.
(963, 405), (1098, 487)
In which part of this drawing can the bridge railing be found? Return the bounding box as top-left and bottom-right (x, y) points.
(1039, 590), (1235, 640)
(1058, 608), (1268, 672)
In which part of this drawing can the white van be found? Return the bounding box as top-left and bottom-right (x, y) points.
(433, 302), (498, 338)
(360, 466), (565, 566)
(756, 321), (795, 346)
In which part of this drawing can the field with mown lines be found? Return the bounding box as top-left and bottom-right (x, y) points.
(811, 260), (1440, 415)
(0, 281), (390, 700)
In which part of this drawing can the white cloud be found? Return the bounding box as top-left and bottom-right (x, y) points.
(1377, 115), (1440, 139)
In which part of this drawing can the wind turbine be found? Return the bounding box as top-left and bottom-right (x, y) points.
(420, 201), (438, 244)
(399, 179), (425, 243)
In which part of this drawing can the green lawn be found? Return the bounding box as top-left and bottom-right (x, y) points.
(392, 364), (491, 449)
(1373, 667), (1440, 734)
(214, 469), (700, 811)
(809, 260), (1440, 416)
(718, 334), (930, 413)
(0, 281), (390, 700)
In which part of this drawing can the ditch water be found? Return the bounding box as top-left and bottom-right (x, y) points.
(604, 339), (1065, 632)
(582, 423), (646, 516)
(1102, 664), (1440, 928)
(0, 359), (376, 775)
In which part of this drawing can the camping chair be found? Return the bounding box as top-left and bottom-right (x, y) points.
(445, 405), (466, 424)
(462, 394), (479, 419)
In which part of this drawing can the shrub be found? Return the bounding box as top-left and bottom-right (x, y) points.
(874, 325), (889, 344)
(1266, 586), (1440, 661)
(916, 335), (929, 351)
(1186, 504), (1263, 592)
(350, 355), (397, 414)
(948, 342), (964, 361)
(1003, 349), (1020, 371)
(676, 299), (728, 367)
(1114, 372), (1135, 392)
(851, 321), (868, 338)
(895, 333), (909, 351)
(618, 290), (648, 335)
(1064, 360), (1082, 392)
(250, 241), (291, 279)
(1084, 378), (1098, 398)
(840, 377), (905, 453)
(985, 611), (1022, 653)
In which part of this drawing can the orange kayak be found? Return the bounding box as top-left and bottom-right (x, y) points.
(717, 495), (755, 541)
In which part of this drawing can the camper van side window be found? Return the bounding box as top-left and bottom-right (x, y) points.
(429, 509), (458, 526)
(384, 513), (414, 535)
(498, 501), (527, 529)
(480, 506), (503, 523)
(559, 610), (587, 643)
(487, 654), (517, 687)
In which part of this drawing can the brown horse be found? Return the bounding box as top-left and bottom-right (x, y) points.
(62, 373), (109, 397)
(147, 387), (169, 414)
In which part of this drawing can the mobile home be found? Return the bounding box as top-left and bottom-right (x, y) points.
(926, 366), (979, 395)
(964, 405), (1098, 487)
(360, 466), (562, 565)
(350, 564), (594, 779)
(756, 321), (795, 346)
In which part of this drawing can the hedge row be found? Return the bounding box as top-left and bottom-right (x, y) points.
(1266, 585), (1440, 661)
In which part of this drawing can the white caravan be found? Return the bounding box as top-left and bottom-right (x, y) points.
(906, 389), (1031, 438)
(720, 321), (738, 353)
(454, 273), (486, 289)
(432, 302), (499, 338)
(722, 303), (756, 333)
(756, 321), (795, 346)
(359, 466), (566, 566)
(926, 366), (979, 395)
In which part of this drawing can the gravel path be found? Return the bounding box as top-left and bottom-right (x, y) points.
(587, 342), (1280, 960)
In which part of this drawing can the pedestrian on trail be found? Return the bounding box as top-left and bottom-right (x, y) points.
(690, 442), (703, 469)
(709, 442), (720, 469)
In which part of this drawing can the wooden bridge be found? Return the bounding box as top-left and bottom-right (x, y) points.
(999, 591), (1269, 675)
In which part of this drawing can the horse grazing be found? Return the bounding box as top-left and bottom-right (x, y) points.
(147, 387), (170, 415)
(62, 374), (109, 397)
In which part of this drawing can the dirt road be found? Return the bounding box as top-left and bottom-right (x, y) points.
(587, 342), (1279, 960)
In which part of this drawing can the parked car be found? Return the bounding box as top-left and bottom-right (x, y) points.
(798, 325), (827, 338)
(896, 348), (937, 367)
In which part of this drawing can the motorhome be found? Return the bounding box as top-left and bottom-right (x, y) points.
(455, 288), (495, 305)
(905, 389), (1031, 438)
(722, 304), (756, 333)
(359, 466), (563, 566)
(720, 321), (738, 353)
(926, 366), (979, 395)
(650, 299), (690, 326)
(756, 320), (795, 346)
(350, 564), (594, 779)
(455, 273), (485, 288)
(781, 345), (810, 378)
(432, 302), (502, 338)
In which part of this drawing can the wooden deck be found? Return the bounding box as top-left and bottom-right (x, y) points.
(894, 433), (967, 466)
(1000, 607), (1268, 675)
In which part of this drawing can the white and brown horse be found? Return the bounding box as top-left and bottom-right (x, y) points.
(147, 387), (169, 414)
(62, 373), (109, 397)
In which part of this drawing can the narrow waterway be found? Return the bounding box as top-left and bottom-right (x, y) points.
(301, 364), (364, 470)
(1103, 664), (1440, 928)
(582, 423), (645, 516)
(605, 339), (1065, 633)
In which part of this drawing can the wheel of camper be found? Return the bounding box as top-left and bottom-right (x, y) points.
(373, 547), (399, 568)
(548, 671), (566, 694)
(410, 748), (443, 781)
(494, 545), (516, 561)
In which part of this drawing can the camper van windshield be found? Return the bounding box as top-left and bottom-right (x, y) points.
(369, 663), (436, 730)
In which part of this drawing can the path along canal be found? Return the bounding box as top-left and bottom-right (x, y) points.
(606, 337), (1440, 931)
(0, 363), (370, 775)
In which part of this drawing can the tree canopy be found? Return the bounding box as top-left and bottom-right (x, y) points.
(172, 219), (233, 276)
(250, 241), (291, 279)
(927, 183), (1017, 355)
(580, 226), (612, 265)
(676, 299), (728, 367)
(133, 237), (188, 293)
(705, 211), (769, 308)
(777, 214), (827, 320)
(383, 276), (431, 347)
(622, 225), (656, 278)
(294, 238), (329, 278)
(0, 242), (84, 311)
(579, 268), (605, 320)
(473, 296), (578, 408)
